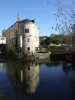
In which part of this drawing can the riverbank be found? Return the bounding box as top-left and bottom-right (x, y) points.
(0, 51), (51, 61)
(48, 46), (73, 54)
(0, 50), (75, 63)
(50, 52), (74, 63)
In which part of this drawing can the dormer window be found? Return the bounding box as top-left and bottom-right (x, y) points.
(25, 29), (29, 33)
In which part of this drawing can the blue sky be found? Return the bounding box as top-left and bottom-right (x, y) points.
(0, 0), (75, 36)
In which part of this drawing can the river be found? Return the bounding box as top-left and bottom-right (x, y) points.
(0, 60), (75, 100)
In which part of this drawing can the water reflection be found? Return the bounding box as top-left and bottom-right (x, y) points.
(62, 62), (72, 72)
(1, 59), (75, 100)
(45, 61), (61, 68)
(69, 63), (75, 100)
(6, 61), (39, 95)
(45, 60), (75, 100)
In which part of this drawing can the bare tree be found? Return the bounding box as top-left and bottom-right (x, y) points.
(47, 0), (75, 47)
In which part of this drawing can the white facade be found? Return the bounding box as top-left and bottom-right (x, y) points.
(0, 37), (6, 44)
(23, 21), (39, 54)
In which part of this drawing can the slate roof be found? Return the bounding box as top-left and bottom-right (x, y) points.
(6, 19), (35, 31)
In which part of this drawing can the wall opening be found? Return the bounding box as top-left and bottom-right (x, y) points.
(27, 47), (30, 51)
(28, 67), (30, 70)
(25, 29), (29, 33)
(35, 47), (38, 51)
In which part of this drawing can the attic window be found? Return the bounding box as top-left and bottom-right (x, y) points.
(25, 29), (29, 33)
(15, 30), (18, 33)
(14, 30), (18, 33)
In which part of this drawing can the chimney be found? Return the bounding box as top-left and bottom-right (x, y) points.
(17, 14), (20, 21)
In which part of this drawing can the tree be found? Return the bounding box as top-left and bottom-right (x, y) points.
(2, 29), (6, 37)
(55, 1), (75, 32)
(44, 37), (51, 45)
(54, 1), (75, 46)
(47, 0), (75, 47)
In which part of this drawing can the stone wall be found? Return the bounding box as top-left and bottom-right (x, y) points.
(23, 22), (39, 54)
(36, 52), (51, 60)
(5, 22), (19, 53)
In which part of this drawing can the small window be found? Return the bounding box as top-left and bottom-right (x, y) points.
(1, 38), (4, 40)
(28, 67), (30, 70)
(27, 47), (30, 51)
(35, 47), (38, 51)
(25, 29), (29, 33)
(14, 30), (18, 33)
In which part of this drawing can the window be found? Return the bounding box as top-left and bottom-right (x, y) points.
(35, 47), (38, 51)
(28, 67), (30, 70)
(14, 30), (18, 33)
(25, 29), (29, 33)
(1, 38), (4, 40)
(15, 30), (18, 33)
(27, 47), (30, 51)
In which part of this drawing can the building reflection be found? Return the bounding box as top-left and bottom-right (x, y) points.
(6, 61), (39, 95)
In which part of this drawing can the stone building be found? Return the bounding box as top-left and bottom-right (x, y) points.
(5, 14), (39, 57)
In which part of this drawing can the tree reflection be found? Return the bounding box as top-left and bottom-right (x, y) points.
(69, 62), (75, 100)
(45, 61), (61, 68)
(6, 61), (39, 95)
(62, 62), (71, 72)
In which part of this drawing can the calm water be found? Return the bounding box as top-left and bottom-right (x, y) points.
(0, 60), (75, 100)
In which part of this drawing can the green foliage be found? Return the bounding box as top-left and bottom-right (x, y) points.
(62, 66), (71, 72)
(2, 29), (6, 36)
(40, 40), (45, 47)
(44, 37), (51, 45)
(50, 36), (61, 44)
(40, 34), (72, 48)
(45, 62), (60, 68)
